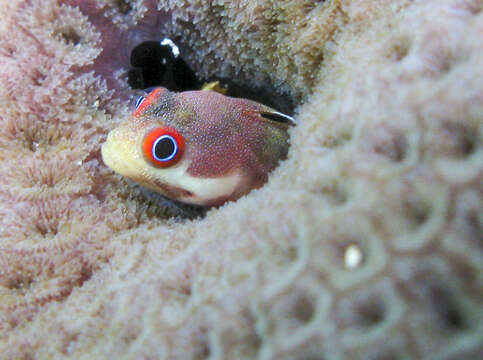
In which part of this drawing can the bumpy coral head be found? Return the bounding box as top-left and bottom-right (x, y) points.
(101, 87), (293, 206)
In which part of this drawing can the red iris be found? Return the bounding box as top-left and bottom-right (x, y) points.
(142, 127), (185, 168)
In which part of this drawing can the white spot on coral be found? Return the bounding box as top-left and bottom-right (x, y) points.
(344, 244), (363, 269)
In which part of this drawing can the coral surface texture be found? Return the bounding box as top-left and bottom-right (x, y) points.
(0, 0), (482, 359)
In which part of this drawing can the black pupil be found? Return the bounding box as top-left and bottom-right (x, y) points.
(155, 137), (176, 160)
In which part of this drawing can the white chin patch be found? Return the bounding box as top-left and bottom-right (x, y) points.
(149, 161), (242, 205)
(178, 171), (242, 205)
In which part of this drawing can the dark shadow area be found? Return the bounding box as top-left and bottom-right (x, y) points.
(128, 39), (294, 115)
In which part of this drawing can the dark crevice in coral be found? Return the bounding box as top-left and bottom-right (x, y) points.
(388, 37), (411, 62)
(193, 327), (212, 360)
(34, 218), (59, 236)
(58, 26), (82, 45)
(292, 294), (316, 323)
(464, 210), (482, 247)
(128, 40), (199, 91)
(4, 275), (34, 292)
(61, 332), (80, 355)
(76, 265), (94, 286)
(318, 181), (349, 206)
(372, 132), (408, 162)
(127, 40), (295, 115)
(115, 0), (133, 15)
(404, 196), (432, 229)
(430, 285), (468, 331)
(454, 124), (478, 157)
(31, 69), (47, 87)
(428, 119), (474, 157)
(133, 185), (207, 220)
(324, 129), (353, 148)
(354, 296), (386, 328)
(218, 80), (295, 115)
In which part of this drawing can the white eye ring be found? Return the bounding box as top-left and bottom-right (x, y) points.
(135, 96), (145, 109)
(152, 135), (178, 162)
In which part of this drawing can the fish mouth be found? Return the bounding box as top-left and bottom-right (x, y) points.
(101, 138), (114, 169)
(101, 128), (141, 179)
(101, 131), (121, 172)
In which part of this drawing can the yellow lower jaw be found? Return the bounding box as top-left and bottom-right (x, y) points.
(102, 128), (143, 179)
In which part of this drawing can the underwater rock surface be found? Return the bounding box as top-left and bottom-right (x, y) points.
(0, 0), (482, 359)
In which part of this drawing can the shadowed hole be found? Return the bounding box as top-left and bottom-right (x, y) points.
(324, 129), (353, 148)
(245, 331), (262, 355)
(354, 296), (386, 328)
(387, 37), (411, 62)
(288, 339), (328, 360)
(430, 285), (468, 331)
(3, 274), (34, 292)
(456, 126), (478, 157)
(128, 39), (294, 112)
(286, 245), (298, 261)
(450, 195), (483, 251)
(404, 195), (432, 230)
(179, 282), (192, 297)
(11, 122), (73, 152)
(29, 69), (47, 86)
(465, 210), (482, 249)
(301, 0), (325, 14)
(373, 132), (408, 162)
(35, 221), (59, 236)
(28, 140), (39, 152)
(128, 40), (199, 91)
(61, 332), (79, 355)
(221, 309), (262, 357)
(194, 327), (211, 360)
(428, 120), (480, 159)
(76, 265), (93, 287)
(29, 205), (62, 236)
(197, 342), (210, 360)
(115, 0), (133, 15)
(291, 294), (316, 323)
(464, 2), (482, 15)
(368, 347), (404, 360)
(435, 122), (480, 159)
(57, 26), (81, 45)
(319, 181), (349, 206)
(21, 131), (43, 152)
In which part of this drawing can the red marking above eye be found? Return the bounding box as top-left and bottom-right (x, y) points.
(142, 127), (185, 168)
(133, 87), (164, 117)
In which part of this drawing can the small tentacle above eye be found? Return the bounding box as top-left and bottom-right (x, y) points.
(133, 87), (166, 117)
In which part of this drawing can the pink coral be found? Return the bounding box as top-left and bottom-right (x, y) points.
(0, 0), (482, 359)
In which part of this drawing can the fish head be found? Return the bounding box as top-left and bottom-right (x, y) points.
(102, 87), (293, 206)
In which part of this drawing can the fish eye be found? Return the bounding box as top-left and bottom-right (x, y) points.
(153, 135), (177, 161)
(135, 95), (145, 109)
(142, 127), (185, 168)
